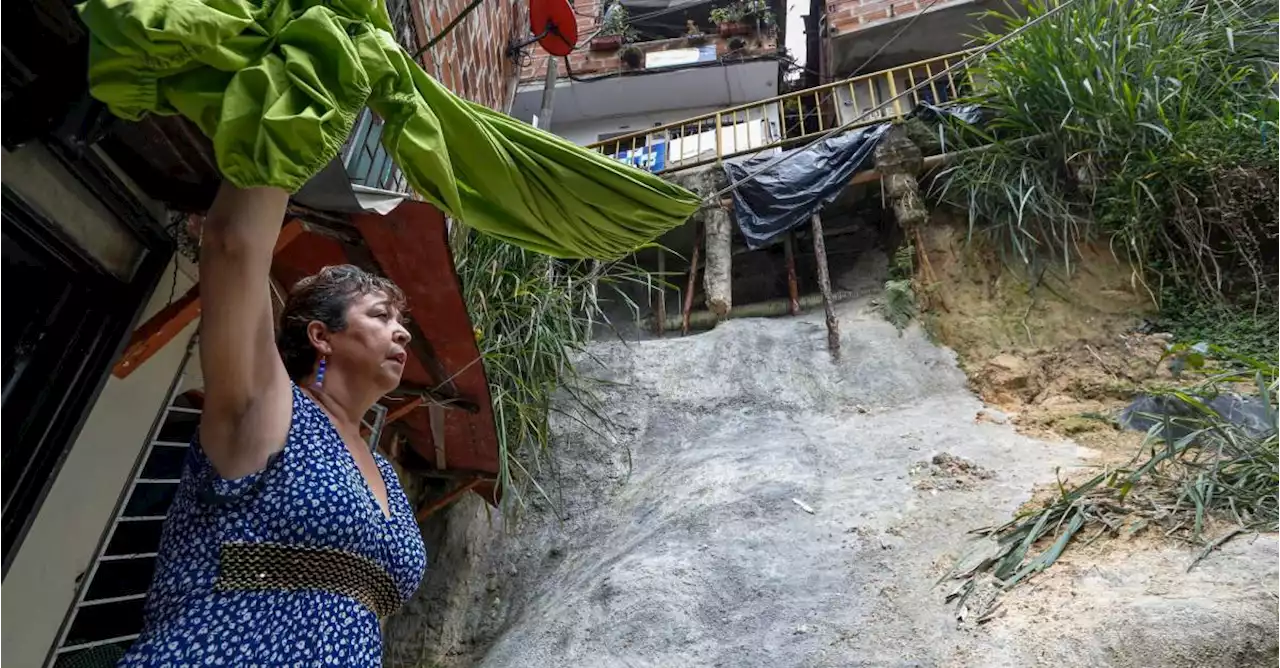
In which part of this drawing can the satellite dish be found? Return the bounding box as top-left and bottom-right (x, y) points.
(528, 0), (578, 57)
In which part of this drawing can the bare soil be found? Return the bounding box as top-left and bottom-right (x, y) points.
(916, 220), (1175, 466)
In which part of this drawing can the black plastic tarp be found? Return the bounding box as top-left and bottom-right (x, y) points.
(723, 104), (985, 249)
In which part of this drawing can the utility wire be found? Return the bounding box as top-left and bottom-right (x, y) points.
(706, 0), (1079, 202)
(844, 0), (947, 78)
(413, 0), (486, 58)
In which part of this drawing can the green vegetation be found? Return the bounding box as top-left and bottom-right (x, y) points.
(710, 0), (776, 28)
(451, 228), (647, 513)
(598, 2), (638, 42)
(931, 0), (1277, 350)
(929, 2), (1278, 608)
(945, 345), (1278, 617)
(877, 242), (918, 332)
(1157, 284), (1279, 361)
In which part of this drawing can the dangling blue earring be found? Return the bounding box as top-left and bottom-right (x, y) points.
(313, 356), (327, 389)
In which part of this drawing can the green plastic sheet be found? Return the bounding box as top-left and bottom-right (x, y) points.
(77, 0), (700, 259)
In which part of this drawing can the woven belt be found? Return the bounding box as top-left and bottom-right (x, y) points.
(215, 542), (402, 619)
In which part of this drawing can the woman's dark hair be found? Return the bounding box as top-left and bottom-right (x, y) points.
(277, 264), (407, 380)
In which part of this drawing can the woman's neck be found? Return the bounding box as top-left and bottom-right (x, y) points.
(302, 369), (378, 433)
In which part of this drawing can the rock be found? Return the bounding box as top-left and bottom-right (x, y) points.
(975, 407), (1009, 424)
(387, 295), (1276, 668)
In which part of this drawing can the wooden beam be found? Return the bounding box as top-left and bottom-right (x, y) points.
(415, 476), (487, 521)
(429, 404), (447, 470)
(383, 397), (426, 426)
(112, 220), (305, 379)
(654, 248), (666, 337)
(113, 282), (202, 377)
(784, 231), (800, 316)
(681, 222), (702, 336)
(810, 214), (841, 359)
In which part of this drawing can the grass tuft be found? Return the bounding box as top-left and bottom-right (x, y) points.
(929, 0), (1278, 319)
(451, 227), (653, 516)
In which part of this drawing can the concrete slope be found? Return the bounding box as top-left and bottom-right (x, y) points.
(396, 298), (1278, 668)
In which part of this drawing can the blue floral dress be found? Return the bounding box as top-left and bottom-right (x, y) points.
(120, 384), (427, 666)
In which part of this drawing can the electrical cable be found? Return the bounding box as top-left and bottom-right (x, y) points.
(704, 0), (1079, 202)
(844, 0), (946, 78)
(413, 0), (486, 58)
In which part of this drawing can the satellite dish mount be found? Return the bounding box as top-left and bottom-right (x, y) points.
(508, 0), (578, 58)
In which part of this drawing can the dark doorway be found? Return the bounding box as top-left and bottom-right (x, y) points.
(1, 186), (169, 575)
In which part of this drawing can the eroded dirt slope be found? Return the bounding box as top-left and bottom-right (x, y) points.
(387, 263), (1277, 667)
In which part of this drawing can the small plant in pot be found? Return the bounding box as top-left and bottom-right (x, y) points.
(591, 3), (637, 51)
(684, 19), (708, 45)
(620, 45), (644, 69)
(710, 4), (749, 37)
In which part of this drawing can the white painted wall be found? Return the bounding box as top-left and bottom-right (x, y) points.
(550, 105), (727, 146)
(1, 144), (146, 280)
(1, 146), (201, 667)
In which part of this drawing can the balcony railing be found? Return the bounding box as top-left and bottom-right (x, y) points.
(586, 49), (977, 176)
(336, 0), (415, 197)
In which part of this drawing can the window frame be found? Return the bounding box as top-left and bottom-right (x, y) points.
(1, 178), (172, 576)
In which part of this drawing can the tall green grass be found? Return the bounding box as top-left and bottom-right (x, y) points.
(931, 0), (1278, 304)
(451, 227), (655, 513)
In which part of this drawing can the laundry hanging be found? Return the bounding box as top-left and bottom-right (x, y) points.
(77, 0), (700, 259)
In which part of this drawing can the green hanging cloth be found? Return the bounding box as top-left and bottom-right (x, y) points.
(76, 0), (700, 259)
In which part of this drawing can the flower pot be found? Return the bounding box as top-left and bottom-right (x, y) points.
(590, 34), (623, 51)
(717, 21), (750, 37)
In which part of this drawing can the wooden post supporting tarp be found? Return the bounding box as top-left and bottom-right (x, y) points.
(654, 248), (666, 336)
(784, 231), (800, 316)
(810, 214), (840, 359)
(681, 222), (702, 335)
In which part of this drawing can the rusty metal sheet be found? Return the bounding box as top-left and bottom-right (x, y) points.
(353, 202), (500, 477)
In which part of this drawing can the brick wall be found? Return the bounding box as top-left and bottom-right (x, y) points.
(517, 0), (779, 84)
(409, 0), (529, 111)
(826, 0), (970, 37)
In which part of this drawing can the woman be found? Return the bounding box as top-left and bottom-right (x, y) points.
(120, 184), (427, 666)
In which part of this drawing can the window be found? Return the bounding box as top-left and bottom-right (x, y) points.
(1, 187), (170, 574)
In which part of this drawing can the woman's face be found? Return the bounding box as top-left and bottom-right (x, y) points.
(324, 291), (411, 393)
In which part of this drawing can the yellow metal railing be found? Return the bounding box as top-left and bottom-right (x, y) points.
(586, 49), (977, 176)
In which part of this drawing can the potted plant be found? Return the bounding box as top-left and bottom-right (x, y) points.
(591, 2), (637, 51)
(710, 4), (748, 37)
(713, 0), (775, 36)
(684, 19), (708, 45)
(619, 45), (644, 69)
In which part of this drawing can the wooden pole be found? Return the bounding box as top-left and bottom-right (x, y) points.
(784, 231), (800, 316)
(536, 57), (558, 129)
(681, 222), (703, 335)
(655, 248), (666, 337)
(649, 291), (852, 332)
(810, 214), (841, 359)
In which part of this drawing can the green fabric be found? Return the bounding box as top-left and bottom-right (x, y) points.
(76, 0), (700, 259)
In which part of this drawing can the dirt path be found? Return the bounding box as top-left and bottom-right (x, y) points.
(388, 292), (1277, 667)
